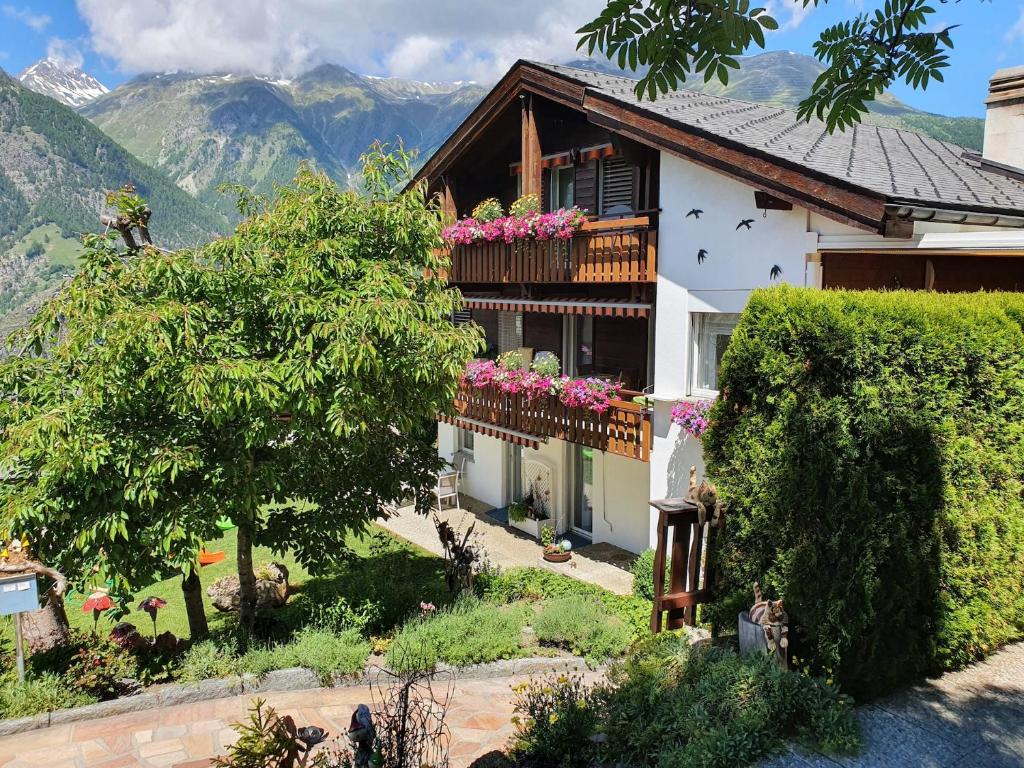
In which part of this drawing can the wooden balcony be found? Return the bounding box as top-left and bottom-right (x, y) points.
(444, 382), (652, 461)
(444, 217), (656, 284)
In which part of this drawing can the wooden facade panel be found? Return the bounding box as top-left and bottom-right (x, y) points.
(823, 252), (1024, 292)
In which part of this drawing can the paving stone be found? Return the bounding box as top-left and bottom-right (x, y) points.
(138, 739), (185, 758)
(832, 706), (966, 768)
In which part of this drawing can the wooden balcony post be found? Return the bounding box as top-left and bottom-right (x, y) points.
(521, 94), (542, 198)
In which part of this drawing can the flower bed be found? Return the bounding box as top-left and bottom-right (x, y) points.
(443, 207), (588, 245)
(461, 358), (621, 414)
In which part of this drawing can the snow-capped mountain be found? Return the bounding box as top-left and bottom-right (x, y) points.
(17, 57), (108, 108)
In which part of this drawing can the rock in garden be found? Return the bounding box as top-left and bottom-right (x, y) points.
(207, 563), (290, 612)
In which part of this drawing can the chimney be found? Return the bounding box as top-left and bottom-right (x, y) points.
(984, 66), (1024, 168)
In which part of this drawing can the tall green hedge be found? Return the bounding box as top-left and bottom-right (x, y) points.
(703, 287), (1024, 699)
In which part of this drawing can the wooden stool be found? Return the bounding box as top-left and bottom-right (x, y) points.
(649, 498), (725, 632)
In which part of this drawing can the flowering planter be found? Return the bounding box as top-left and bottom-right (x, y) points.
(510, 516), (554, 540)
(543, 550), (572, 564)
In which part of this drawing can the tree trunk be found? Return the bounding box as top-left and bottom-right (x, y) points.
(236, 525), (257, 636)
(181, 567), (209, 640)
(20, 589), (71, 653)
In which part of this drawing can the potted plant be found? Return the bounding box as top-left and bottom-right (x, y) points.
(508, 487), (554, 540)
(541, 526), (572, 563)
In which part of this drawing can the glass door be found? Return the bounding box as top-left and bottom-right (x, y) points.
(572, 445), (594, 536)
(506, 443), (523, 506)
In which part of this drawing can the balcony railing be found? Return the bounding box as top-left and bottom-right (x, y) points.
(447, 382), (652, 461)
(443, 216), (656, 284)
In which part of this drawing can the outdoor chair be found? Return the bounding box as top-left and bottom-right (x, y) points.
(435, 454), (466, 512)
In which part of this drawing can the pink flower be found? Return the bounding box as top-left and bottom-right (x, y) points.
(442, 207), (587, 246)
(671, 399), (715, 438)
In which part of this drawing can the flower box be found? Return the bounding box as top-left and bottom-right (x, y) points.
(510, 516), (554, 540)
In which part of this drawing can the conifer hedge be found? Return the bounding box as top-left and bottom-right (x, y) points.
(703, 287), (1024, 699)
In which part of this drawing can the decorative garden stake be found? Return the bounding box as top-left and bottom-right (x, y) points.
(82, 590), (114, 635)
(138, 596), (167, 639)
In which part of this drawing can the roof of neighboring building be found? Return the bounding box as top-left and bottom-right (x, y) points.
(530, 62), (1024, 215)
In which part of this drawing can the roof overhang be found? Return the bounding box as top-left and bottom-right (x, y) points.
(414, 61), (1024, 236)
(412, 60), (891, 233)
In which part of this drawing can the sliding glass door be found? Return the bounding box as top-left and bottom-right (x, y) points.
(572, 445), (594, 536)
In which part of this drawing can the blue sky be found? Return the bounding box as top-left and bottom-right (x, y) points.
(1, 0), (1021, 118)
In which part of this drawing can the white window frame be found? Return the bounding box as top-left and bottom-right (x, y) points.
(689, 312), (740, 398)
(550, 166), (574, 210)
(456, 427), (475, 460)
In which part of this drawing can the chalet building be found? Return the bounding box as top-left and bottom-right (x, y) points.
(414, 60), (1024, 555)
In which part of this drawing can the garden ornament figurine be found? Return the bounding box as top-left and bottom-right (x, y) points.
(347, 704), (376, 768)
(750, 582), (789, 669)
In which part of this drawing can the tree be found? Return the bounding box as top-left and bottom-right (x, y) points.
(578, 0), (959, 131)
(0, 144), (482, 638)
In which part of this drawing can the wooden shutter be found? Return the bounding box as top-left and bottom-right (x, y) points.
(573, 159), (599, 215)
(601, 156), (636, 214)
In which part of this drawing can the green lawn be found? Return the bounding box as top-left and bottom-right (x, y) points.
(52, 523), (448, 642)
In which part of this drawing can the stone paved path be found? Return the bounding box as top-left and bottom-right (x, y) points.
(379, 496), (635, 595)
(764, 641), (1024, 767)
(0, 675), (533, 768)
(2, 643), (1021, 768)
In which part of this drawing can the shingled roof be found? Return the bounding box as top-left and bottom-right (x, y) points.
(530, 62), (1024, 217)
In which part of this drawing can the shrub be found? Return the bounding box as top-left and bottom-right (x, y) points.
(508, 673), (599, 768)
(387, 598), (529, 672)
(703, 287), (1024, 698)
(597, 633), (859, 768)
(178, 640), (242, 682)
(0, 672), (96, 718)
(631, 549), (670, 601)
(471, 198), (504, 223)
(533, 597), (632, 663)
(65, 635), (139, 700)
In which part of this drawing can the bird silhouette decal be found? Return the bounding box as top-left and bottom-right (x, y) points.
(686, 209), (703, 219)
(697, 249), (708, 264)
(736, 218), (755, 230)
(769, 264), (783, 280)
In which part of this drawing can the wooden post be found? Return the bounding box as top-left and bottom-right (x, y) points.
(13, 613), (25, 682)
(521, 95), (542, 198)
(441, 179), (457, 223)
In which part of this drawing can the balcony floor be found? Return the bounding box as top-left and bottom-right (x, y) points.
(378, 495), (636, 596)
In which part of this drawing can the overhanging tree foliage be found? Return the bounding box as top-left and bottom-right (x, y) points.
(0, 145), (482, 637)
(578, 0), (959, 131)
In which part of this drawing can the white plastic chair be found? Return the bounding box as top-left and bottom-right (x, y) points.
(436, 454), (466, 512)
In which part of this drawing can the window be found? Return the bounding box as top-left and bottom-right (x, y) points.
(691, 313), (740, 395)
(550, 166), (574, 210)
(457, 427), (475, 457)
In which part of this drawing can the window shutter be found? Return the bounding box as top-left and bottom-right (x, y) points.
(601, 156), (636, 214)
(573, 159), (599, 215)
(453, 310), (472, 326)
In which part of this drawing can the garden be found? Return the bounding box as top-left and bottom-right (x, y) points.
(0, 522), (648, 721)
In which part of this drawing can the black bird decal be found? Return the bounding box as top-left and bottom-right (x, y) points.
(697, 249), (708, 264)
(769, 264), (783, 280)
(686, 209), (703, 219)
(736, 218), (755, 230)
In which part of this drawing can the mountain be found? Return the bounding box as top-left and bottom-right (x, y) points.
(565, 51), (985, 150)
(0, 71), (225, 331)
(17, 57), (109, 108)
(82, 66), (486, 220)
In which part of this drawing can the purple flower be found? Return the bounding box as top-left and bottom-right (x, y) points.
(671, 399), (715, 438)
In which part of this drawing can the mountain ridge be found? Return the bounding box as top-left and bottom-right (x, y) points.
(17, 57), (109, 108)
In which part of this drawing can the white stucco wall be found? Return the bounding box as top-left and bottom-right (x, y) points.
(589, 449), (651, 555)
(438, 424), (506, 510)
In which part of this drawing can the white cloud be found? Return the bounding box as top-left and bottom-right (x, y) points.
(764, 0), (815, 32)
(74, 0), (607, 82)
(1005, 6), (1024, 45)
(46, 38), (85, 69)
(2, 4), (51, 31)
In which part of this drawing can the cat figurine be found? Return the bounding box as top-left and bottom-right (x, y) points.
(694, 479), (723, 527)
(750, 582), (789, 667)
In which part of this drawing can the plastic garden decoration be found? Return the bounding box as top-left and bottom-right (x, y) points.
(83, 590), (114, 635)
(138, 596), (168, 638)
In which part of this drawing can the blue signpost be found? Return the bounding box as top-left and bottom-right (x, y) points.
(0, 572), (40, 682)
